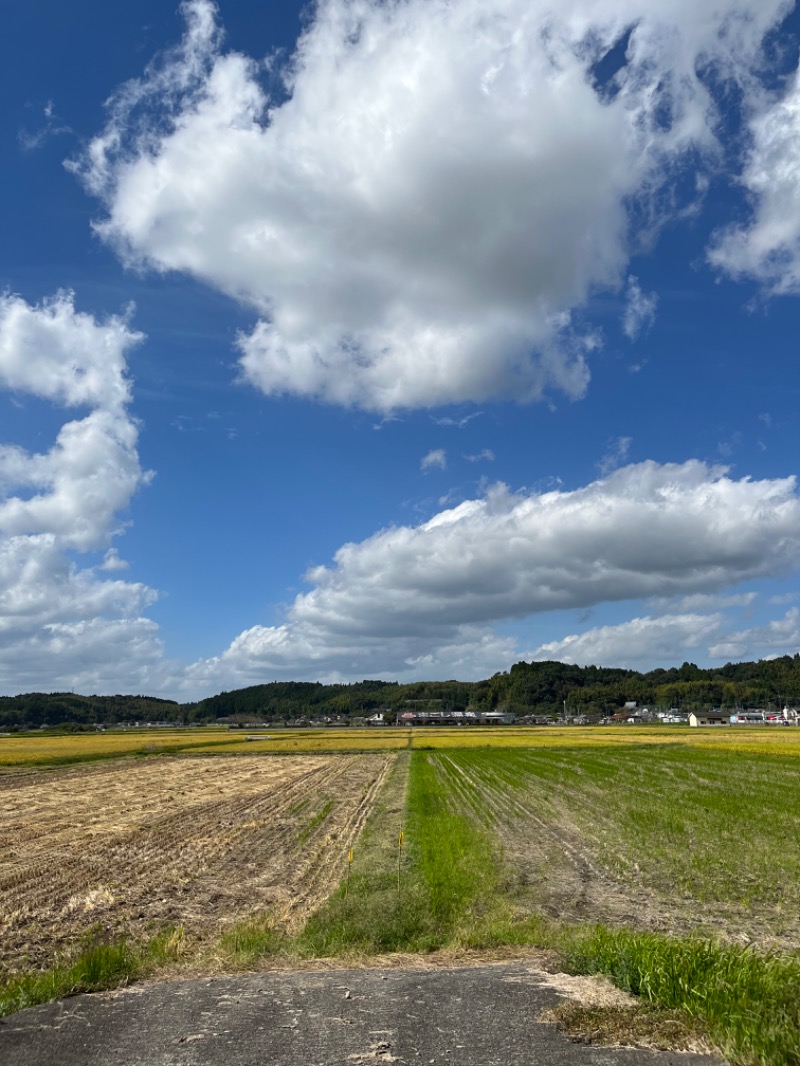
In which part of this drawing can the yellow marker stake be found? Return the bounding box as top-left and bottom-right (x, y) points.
(345, 846), (353, 898)
(397, 829), (404, 896)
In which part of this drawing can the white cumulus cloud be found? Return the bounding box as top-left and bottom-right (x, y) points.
(0, 291), (137, 410)
(710, 71), (800, 293)
(532, 613), (725, 668)
(0, 293), (161, 694)
(72, 0), (791, 411)
(187, 460), (800, 684)
(531, 605), (800, 669)
(720, 607), (800, 657)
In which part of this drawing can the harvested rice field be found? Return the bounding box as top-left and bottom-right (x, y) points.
(189, 729), (409, 754)
(0, 753), (391, 973)
(192, 724), (800, 757)
(404, 725), (800, 755)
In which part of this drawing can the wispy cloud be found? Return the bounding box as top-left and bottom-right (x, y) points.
(18, 100), (71, 152)
(597, 436), (631, 476)
(464, 449), (495, 463)
(421, 448), (447, 472)
(372, 414), (403, 431)
(433, 413), (483, 429)
(717, 432), (742, 459)
(622, 275), (658, 340)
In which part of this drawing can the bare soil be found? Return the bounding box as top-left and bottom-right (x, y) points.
(0, 753), (393, 972)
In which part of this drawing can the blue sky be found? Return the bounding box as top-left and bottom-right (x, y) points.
(2, 0), (800, 699)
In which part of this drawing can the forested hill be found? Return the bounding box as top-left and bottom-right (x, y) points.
(182, 656), (800, 721)
(0, 693), (179, 730)
(3, 654), (800, 730)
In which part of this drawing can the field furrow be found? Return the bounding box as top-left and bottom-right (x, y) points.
(0, 753), (393, 972)
(424, 747), (800, 949)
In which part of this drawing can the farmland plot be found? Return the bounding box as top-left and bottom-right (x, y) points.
(0, 753), (392, 973)
(424, 746), (800, 950)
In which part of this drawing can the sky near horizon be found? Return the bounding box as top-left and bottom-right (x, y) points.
(2, 0), (800, 701)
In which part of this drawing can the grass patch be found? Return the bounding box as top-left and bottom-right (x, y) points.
(0, 926), (186, 1017)
(216, 914), (289, 967)
(407, 752), (497, 929)
(300, 752), (505, 955)
(298, 753), (439, 955)
(562, 926), (800, 1066)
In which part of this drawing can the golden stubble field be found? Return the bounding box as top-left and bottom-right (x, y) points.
(0, 753), (392, 973)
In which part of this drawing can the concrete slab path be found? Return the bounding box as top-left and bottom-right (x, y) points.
(0, 962), (724, 1066)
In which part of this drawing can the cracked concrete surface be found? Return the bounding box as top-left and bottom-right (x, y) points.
(0, 962), (725, 1066)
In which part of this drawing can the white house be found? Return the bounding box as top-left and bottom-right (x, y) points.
(688, 711), (729, 728)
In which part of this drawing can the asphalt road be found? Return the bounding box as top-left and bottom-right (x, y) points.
(0, 962), (723, 1066)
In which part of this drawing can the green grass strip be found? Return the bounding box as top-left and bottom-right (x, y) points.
(406, 751), (497, 929)
(297, 799), (335, 845)
(299, 751), (501, 956)
(0, 928), (185, 1017)
(298, 753), (437, 955)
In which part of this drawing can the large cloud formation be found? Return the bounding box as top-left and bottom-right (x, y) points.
(0, 293), (162, 692)
(73, 0), (791, 410)
(710, 71), (800, 292)
(189, 461), (800, 684)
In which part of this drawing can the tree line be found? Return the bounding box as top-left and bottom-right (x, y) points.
(3, 654), (800, 730)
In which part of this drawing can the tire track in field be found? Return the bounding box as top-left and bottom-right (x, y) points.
(428, 752), (654, 926)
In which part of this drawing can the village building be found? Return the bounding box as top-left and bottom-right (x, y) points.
(688, 711), (730, 727)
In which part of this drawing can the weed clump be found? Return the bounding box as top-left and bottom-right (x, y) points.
(563, 927), (800, 1066)
(217, 915), (288, 965)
